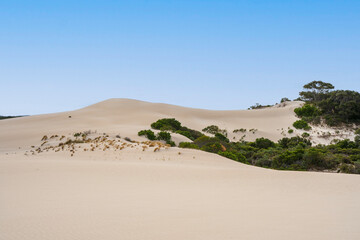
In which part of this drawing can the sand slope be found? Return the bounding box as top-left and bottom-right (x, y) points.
(1, 99), (360, 240)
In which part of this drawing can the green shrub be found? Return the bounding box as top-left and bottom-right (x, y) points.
(167, 140), (176, 147)
(272, 149), (305, 169)
(214, 133), (229, 143)
(138, 129), (156, 140)
(278, 137), (312, 149)
(180, 127), (203, 140)
(340, 163), (355, 174)
(293, 120), (311, 130)
(336, 139), (358, 149)
(175, 130), (194, 140)
(355, 135), (360, 145)
(151, 118), (181, 131)
(218, 151), (238, 161)
(294, 104), (320, 118)
(288, 129), (294, 134)
(281, 97), (290, 103)
(350, 155), (360, 162)
(157, 131), (172, 142)
(179, 142), (200, 149)
(355, 128), (360, 135)
(301, 132), (310, 138)
(254, 137), (275, 149)
(193, 135), (219, 148)
(201, 143), (224, 153)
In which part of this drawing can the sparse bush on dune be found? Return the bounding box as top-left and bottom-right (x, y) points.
(233, 128), (246, 133)
(202, 125), (227, 136)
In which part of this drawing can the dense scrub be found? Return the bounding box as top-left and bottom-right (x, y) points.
(143, 118), (360, 174)
(296, 81), (360, 126)
(142, 82), (360, 174)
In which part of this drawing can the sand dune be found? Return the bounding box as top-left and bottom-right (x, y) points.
(0, 98), (301, 151)
(1, 99), (360, 240)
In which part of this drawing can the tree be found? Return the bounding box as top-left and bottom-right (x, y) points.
(300, 81), (334, 102)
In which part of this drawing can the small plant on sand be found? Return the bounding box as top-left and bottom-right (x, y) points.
(124, 137), (132, 142)
(302, 132), (310, 138)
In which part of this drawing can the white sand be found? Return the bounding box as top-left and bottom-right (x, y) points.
(1, 98), (360, 240)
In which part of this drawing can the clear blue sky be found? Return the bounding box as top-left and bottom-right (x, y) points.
(1, 0), (359, 115)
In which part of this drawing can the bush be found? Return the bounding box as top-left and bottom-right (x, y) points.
(151, 118), (181, 131)
(218, 151), (238, 161)
(278, 137), (312, 149)
(167, 141), (176, 147)
(336, 139), (358, 149)
(193, 135), (219, 148)
(157, 131), (172, 142)
(272, 149), (305, 169)
(179, 142), (200, 149)
(355, 128), (360, 135)
(175, 130), (194, 140)
(202, 125), (227, 135)
(218, 151), (247, 163)
(138, 129), (156, 140)
(202, 125), (220, 134)
(301, 132), (310, 138)
(340, 163), (355, 174)
(293, 120), (311, 130)
(214, 133), (229, 143)
(253, 137), (275, 149)
(281, 97), (290, 103)
(294, 104), (320, 118)
(201, 143), (225, 153)
(288, 129), (294, 134)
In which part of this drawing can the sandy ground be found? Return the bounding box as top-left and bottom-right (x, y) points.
(1, 99), (360, 240)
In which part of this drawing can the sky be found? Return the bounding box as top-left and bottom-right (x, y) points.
(1, 0), (360, 115)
